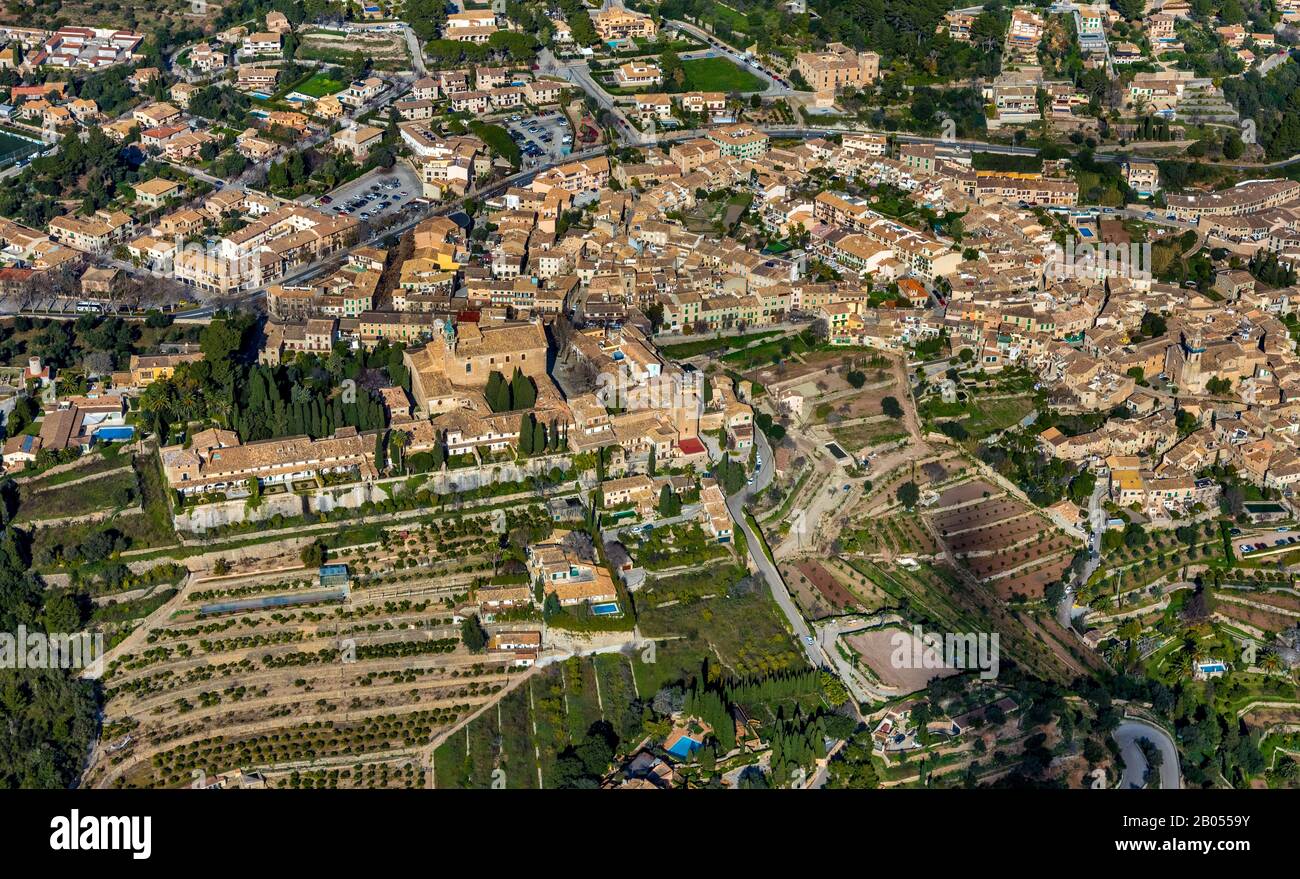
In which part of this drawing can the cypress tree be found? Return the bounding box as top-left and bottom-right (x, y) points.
(432, 430), (446, 468)
(511, 367), (536, 409)
(519, 413), (533, 455)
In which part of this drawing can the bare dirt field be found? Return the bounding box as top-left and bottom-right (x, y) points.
(1246, 591), (1300, 614)
(299, 30), (409, 66)
(1217, 600), (1296, 634)
(794, 559), (855, 609)
(966, 536), (1073, 580)
(947, 513), (1043, 555)
(844, 627), (960, 694)
(995, 555), (1072, 600)
(931, 498), (1024, 535)
(932, 480), (1001, 508)
(925, 488), (1079, 600)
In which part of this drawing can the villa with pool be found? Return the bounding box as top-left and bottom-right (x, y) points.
(526, 530), (619, 608)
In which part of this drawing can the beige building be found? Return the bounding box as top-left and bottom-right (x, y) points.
(133, 177), (183, 209)
(444, 10), (499, 42)
(1123, 159), (1160, 197)
(332, 124), (385, 159)
(795, 45), (880, 93)
(615, 61), (662, 88)
(592, 7), (657, 40)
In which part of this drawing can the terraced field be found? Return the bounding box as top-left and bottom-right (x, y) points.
(86, 522), (532, 789)
(924, 481), (1079, 601)
(433, 653), (645, 789)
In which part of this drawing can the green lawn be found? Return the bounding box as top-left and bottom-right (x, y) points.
(720, 331), (813, 369)
(28, 454), (178, 567)
(14, 467), (138, 524)
(636, 590), (807, 687)
(658, 329), (782, 360)
(963, 397), (1035, 439)
(681, 56), (764, 92)
(0, 128), (42, 166)
(468, 121), (520, 168)
(290, 72), (346, 98)
(434, 657), (642, 789)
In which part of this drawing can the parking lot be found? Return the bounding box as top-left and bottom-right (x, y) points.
(317, 163), (421, 222)
(1235, 529), (1299, 558)
(503, 110), (573, 167)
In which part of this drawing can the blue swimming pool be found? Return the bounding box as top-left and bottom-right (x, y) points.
(591, 602), (620, 615)
(665, 736), (701, 758)
(1078, 227), (1094, 238)
(94, 426), (135, 442)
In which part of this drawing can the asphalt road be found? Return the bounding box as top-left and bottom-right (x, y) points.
(1058, 478), (1106, 628)
(1113, 719), (1182, 790)
(723, 429), (823, 669)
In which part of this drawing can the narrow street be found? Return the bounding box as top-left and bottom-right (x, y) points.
(723, 430), (823, 669)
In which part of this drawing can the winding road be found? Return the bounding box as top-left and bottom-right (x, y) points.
(1112, 718), (1182, 790)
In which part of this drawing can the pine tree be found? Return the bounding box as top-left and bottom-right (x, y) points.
(374, 429), (387, 470)
(647, 444), (656, 476)
(532, 420), (545, 455)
